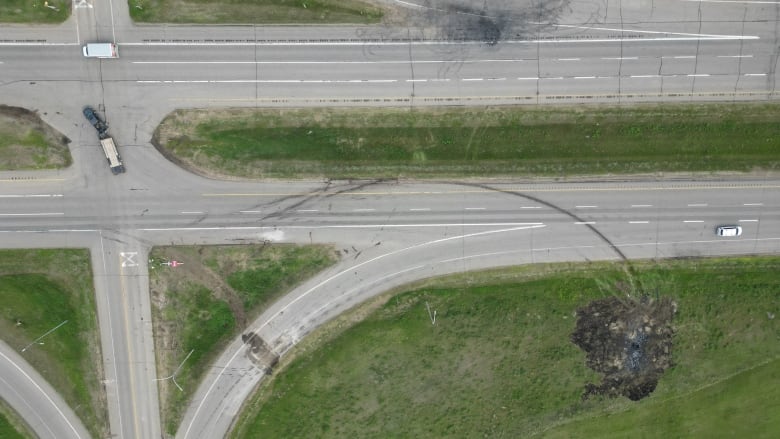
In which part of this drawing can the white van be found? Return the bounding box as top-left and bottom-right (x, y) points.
(716, 225), (742, 237)
(82, 43), (119, 59)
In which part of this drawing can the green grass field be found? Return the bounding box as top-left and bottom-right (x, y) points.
(0, 0), (70, 23)
(0, 405), (29, 439)
(129, 0), (382, 24)
(0, 249), (106, 438)
(153, 104), (780, 179)
(230, 257), (780, 438)
(149, 244), (336, 435)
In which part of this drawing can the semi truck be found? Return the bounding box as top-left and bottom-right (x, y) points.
(100, 136), (125, 175)
(83, 106), (108, 135)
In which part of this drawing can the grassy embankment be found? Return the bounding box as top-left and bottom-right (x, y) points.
(0, 106), (71, 171)
(129, 0), (382, 24)
(153, 104), (780, 179)
(0, 1), (70, 23)
(149, 244), (336, 436)
(230, 257), (780, 438)
(0, 249), (106, 438)
(0, 403), (31, 439)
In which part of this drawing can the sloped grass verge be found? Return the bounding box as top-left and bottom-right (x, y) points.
(231, 257), (780, 438)
(0, 249), (106, 438)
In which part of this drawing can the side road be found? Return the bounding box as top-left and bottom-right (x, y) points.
(0, 340), (90, 439)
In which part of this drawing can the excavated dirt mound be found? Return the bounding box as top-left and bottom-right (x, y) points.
(571, 294), (677, 401)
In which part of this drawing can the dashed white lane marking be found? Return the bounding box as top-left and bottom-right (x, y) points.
(682, 0), (780, 4)
(297, 209), (318, 212)
(601, 56), (638, 60)
(462, 77), (505, 81)
(688, 74), (710, 77)
(574, 76), (596, 79)
(631, 204), (653, 208)
(353, 208), (376, 212)
(239, 210), (261, 214)
(575, 221), (596, 225)
(464, 207), (486, 210)
(744, 73), (767, 76)
(670, 55), (696, 59)
(521, 206), (542, 209)
(409, 208), (431, 211)
(744, 203), (764, 206)
(718, 55), (753, 58)
(684, 220), (704, 223)
(134, 59), (528, 65)
(575, 205), (598, 208)
(138, 79), (398, 84)
(687, 203), (708, 207)
(558, 58), (581, 61)
(629, 221), (650, 224)
(517, 77), (539, 80)
(180, 211), (203, 214)
(630, 75), (660, 78)
(0, 194), (63, 198)
(0, 212), (64, 216)
(739, 219), (759, 222)
(461, 78), (506, 82)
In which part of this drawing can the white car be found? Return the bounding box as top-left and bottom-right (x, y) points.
(716, 225), (742, 237)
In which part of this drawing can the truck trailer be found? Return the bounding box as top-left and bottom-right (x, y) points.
(100, 137), (125, 174)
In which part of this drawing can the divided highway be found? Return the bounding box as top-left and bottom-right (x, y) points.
(1, 1), (780, 438)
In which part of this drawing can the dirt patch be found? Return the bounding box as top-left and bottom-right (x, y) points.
(571, 293), (677, 401)
(0, 105), (71, 170)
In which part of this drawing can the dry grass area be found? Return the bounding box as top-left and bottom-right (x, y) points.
(0, 106), (71, 170)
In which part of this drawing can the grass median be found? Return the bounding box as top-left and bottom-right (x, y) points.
(0, 106), (71, 171)
(129, 0), (382, 24)
(153, 104), (780, 179)
(149, 244), (336, 436)
(0, 249), (106, 438)
(0, 1), (70, 23)
(230, 256), (780, 438)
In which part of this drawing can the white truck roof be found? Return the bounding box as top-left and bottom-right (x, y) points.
(82, 43), (119, 58)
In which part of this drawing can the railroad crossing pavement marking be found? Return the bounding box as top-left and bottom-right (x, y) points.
(75, 0), (93, 8)
(120, 252), (138, 268)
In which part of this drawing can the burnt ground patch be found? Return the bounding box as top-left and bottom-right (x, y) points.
(378, 0), (572, 44)
(571, 293), (677, 401)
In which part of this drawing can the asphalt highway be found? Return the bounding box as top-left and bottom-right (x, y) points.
(1, 1), (780, 438)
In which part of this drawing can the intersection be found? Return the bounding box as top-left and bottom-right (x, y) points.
(1, 1), (780, 438)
